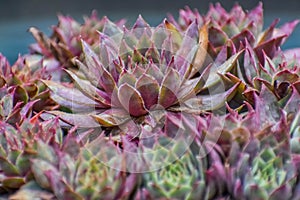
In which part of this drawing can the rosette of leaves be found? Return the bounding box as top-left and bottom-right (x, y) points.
(23, 134), (138, 200)
(142, 147), (206, 199)
(168, 3), (298, 64)
(0, 118), (64, 194)
(167, 3), (299, 109)
(204, 88), (299, 199)
(0, 89), (38, 127)
(29, 11), (126, 79)
(0, 54), (57, 116)
(231, 44), (300, 107)
(136, 136), (230, 200)
(44, 16), (242, 135)
(226, 138), (297, 200)
(207, 81), (300, 159)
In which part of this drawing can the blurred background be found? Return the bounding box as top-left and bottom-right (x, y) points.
(0, 0), (299, 63)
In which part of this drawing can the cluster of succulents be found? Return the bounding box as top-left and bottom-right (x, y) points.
(0, 2), (300, 199)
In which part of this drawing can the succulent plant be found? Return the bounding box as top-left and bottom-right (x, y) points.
(169, 3), (299, 63)
(29, 11), (126, 81)
(0, 118), (64, 194)
(0, 54), (57, 117)
(25, 134), (137, 200)
(226, 139), (297, 200)
(236, 46), (300, 104)
(0, 90), (37, 127)
(200, 86), (300, 199)
(132, 133), (232, 200)
(0, 2), (299, 200)
(142, 141), (206, 200)
(167, 3), (299, 110)
(43, 16), (242, 135)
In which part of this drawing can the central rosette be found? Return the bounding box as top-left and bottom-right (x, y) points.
(69, 18), (209, 123)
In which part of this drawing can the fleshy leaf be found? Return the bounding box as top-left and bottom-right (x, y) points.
(14, 86), (29, 105)
(208, 26), (228, 47)
(255, 35), (286, 64)
(65, 70), (111, 107)
(9, 181), (56, 200)
(0, 157), (20, 176)
(204, 50), (243, 88)
(91, 109), (130, 127)
(47, 111), (100, 128)
(2, 177), (25, 189)
(31, 159), (57, 189)
(179, 82), (240, 111)
(158, 68), (181, 108)
(118, 83), (148, 116)
(189, 24), (209, 78)
(43, 80), (105, 111)
(135, 74), (159, 110)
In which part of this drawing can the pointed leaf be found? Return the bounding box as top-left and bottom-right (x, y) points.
(174, 82), (240, 112)
(158, 68), (181, 108)
(37, 141), (58, 164)
(178, 64), (213, 101)
(164, 19), (182, 49)
(102, 17), (123, 37)
(231, 29), (255, 48)
(28, 27), (52, 56)
(91, 109), (130, 127)
(188, 24), (209, 78)
(65, 70), (111, 107)
(43, 80), (105, 111)
(257, 19), (280, 45)
(0, 157), (20, 176)
(31, 159), (57, 190)
(99, 32), (119, 67)
(9, 181), (56, 200)
(14, 85), (29, 104)
(208, 26), (228, 47)
(1, 93), (13, 117)
(81, 40), (117, 94)
(118, 71), (136, 87)
(145, 63), (164, 84)
(135, 74), (159, 110)
(204, 51), (243, 88)
(2, 177), (25, 189)
(255, 35), (286, 64)
(118, 83), (148, 117)
(47, 111), (100, 128)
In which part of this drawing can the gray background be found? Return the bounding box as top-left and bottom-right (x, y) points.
(0, 0), (299, 63)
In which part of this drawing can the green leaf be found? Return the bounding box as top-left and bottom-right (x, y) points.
(14, 86), (29, 104)
(9, 181), (56, 200)
(0, 157), (20, 176)
(31, 159), (57, 189)
(2, 177), (25, 189)
(37, 141), (58, 164)
(1, 94), (13, 117)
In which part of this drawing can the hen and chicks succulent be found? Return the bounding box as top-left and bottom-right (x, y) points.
(0, 2), (300, 200)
